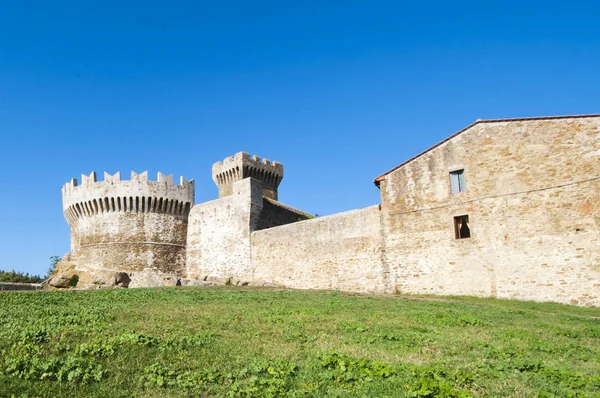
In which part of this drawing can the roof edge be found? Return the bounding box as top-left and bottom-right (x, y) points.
(373, 113), (600, 186)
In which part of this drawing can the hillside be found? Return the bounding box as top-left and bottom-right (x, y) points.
(0, 287), (598, 397)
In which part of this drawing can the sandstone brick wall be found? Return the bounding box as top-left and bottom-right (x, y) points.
(379, 117), (600, 306)
(185, 178), (263, 281)
(212, 152), (283, 200)
(56, 118), (600, 305)
(256, 198), (311, 230)
(61, 171), (194, 287)
(69, 212), (187, 275)
(251, 205), (386, 293)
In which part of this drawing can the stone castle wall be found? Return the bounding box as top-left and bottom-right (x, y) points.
(55, 115), (600, 306)
(251, 205), (386, 293)
(185, 178), (310, 281)
(185, 178), (263, 281)
(378, 117), (600, 306)
(240, 116), (600, 306)
(256, 198), (312, 230)
(60, 171), (194, 287)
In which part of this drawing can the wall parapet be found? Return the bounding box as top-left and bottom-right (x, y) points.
(212, 152), (284, 200)
(62, 171), (195, 225)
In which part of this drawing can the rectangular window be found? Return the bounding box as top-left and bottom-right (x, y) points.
(454, 215), (471, 239)
(449, 169), (466, 193)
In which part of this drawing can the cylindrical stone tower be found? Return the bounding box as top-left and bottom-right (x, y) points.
(61, 171), (194, 284)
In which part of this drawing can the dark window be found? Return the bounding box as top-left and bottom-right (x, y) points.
(454, 215), (471, 239)
(450, 169), (466, 193)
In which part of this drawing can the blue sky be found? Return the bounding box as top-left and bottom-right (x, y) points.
(1, 1), (599, 276)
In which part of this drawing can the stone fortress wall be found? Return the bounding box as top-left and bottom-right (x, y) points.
(54, 114), (600, 306)
(377, 116), (600, 306)
(60, 171), (194, 288)
(251, 205), (386, 294)
(186, 154), (310, 282)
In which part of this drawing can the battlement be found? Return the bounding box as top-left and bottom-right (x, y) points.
(212, 152), (284, 200)
(61, 171), (195, 225)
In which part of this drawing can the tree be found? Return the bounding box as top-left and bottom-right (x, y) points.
(0, 270), (43, 283)
(46, 255), (61, 279)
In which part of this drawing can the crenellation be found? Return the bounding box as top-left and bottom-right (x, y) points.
(212, 151), (284, 200)
(158, 172), (173, 184)
(61, 170), (195, 228)
(62, 178), (79, 195)
(81, 171), (97, 186)
(54, 114), (600, 305)
(104, 171), (121, 184)
(130, 171), (148, 182)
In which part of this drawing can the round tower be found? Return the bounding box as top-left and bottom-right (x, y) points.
(61, 171), (195, 282)
(212, 152), (283, 200)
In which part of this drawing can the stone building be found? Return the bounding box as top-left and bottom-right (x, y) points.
(374, 115), (600, 306)
(54, 114), (600, 306)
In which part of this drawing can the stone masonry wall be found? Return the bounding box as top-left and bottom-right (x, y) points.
(0, 283), (44, 291)
(55, 116), (600, 306)
(69, 212), (188, 275)
(379, 117), (600, 306)
(212, 152), (284, 200)
(251, 205), (386, 293)
(186, 178), (263, 281)
(256, 198), (312, 230)
(60, 171), (194, 288)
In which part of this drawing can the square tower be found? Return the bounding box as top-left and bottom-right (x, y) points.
(212, 152), (284, 200)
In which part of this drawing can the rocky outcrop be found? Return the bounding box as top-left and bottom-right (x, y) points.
(48, 261), (131, 289)
(49, 261), (281, 291)
(48, 262), (78, 288)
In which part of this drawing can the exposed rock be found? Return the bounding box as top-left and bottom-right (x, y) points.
(91, 270), (116, 286)
(206, 276), (232, 285)
(247, 281), (280, 288)
(163, 277), (179, 287)
(115, 272), (131, 288)
(181, 279), (220, 286)
(75, 270), (93, 286)
(48, 262), (77, 288)
(260, 283), (280, 288)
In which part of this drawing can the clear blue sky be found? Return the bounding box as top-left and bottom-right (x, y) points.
(1, 1), (598, 276)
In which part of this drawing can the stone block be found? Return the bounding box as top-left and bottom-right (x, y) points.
(206, 276), (232, 285)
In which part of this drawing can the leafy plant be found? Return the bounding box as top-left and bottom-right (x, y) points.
(46, 255), (62, 279)
(0, 287), (598, 397)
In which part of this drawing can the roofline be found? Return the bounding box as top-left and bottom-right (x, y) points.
(373, 113), (600, 186)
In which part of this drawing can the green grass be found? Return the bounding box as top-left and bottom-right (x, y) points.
(0, 287), (599, 397)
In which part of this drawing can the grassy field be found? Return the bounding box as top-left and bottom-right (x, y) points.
(0, 287), (598, 397)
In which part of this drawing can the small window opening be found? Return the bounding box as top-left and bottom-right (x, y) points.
(450, 169), (466, 193)
(454, 215), (471, 239)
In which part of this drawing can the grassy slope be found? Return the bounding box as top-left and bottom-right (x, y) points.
(0, 287), (598, 397)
